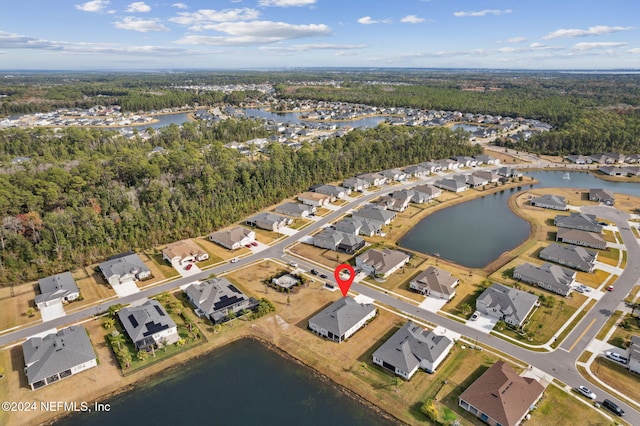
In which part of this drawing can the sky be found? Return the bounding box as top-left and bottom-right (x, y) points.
(1, 0), (639, 70)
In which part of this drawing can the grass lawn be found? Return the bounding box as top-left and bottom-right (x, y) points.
(441, 278), (490, 318)
(71, 267), (116, 308)
(578, 350), (593, 363)
(528, 385), (610, 426)
(332, 199), (348, 206)
(195, 236), (251, 260)
(622, 250), (628, 269)
(626, 285), (640, 303)
(591, 357), (640, 409)
(602, 230), (617, 243)
(607, 314), (640, 349)
(361, 256), (427, 302)
(144, 250), (181, 278)
(596, 310), (623, 340)
(552, 299), (595, 349)
(598, 247), (620, 266)
(576, 269), (611, 288)
(290, 218), (312, 229)
(314, 208), (331, 217)
(632, 227), (640, 238)
(289, 242), (354, 270)
(0, 282), (41, 328)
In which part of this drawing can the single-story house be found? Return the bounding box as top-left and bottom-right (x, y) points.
(589, 188), (615, 206)
(308, 296), (377, 343)
(497, 167), (522, 178)
(627, 335), (640, 375)
(162, 239), (209, 266)
(351, 206), (396, 226)
(513, 262), (575, 296)
(98, 252), (151, 287)
(381, 168), (408, 182)
(23, 326), (97, 390)
(275, 202), (316, 218)
(357, 172), (387, 187)
(476, 283), (539, 327)
(356, 248), (410, 279)
(404, 165), (429, 178)
(459, 361), (544, 426)
(590, 153), (616, 164)
(372, 321), (454, 379)
(377, 193), (411, 212)
(530, 194), (568, 211)
(185, 277), (258, 323)
(434, 178), (467, 193)
(539, 243), (597, 272)
(245, 212), (292, 231)
(335, 217), (383, 237)
(555, 228), (607, 250)
(566, 154), (592, 164)
(35, 272), (80, 309)
(474, 154), (500, 165)
(599, 166), (626, 176)
(313, 228), (365, 254)
(117, 300), (180, 351)
(412, 184), (441, 202)
(298, 191), (333, 207)
(314, 184), (350, 199)
(466, 174), (488, 188)
(472, 170), (500, 183)
(409, 266), (459, 300)
(554, 212), (602, 233)
(208, 226), (256, 250)
(343, 177), (370, 192)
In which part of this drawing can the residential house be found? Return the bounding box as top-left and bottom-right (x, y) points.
(98, 252), (151, 287)
(566, 154), (592, 164)
(404, 165), (429, 178)
(356, 248), (410, 279)
(556, 228), (607, 250)
(513, 262), (576, 296)
(474, 154), (500, 165)
(589, 188), (615, 205)
(208, 226), (256, 250)
(372, 321), (454, 379)
(377, 192), (411, 212)
(476, 283), (539, 327)
(590, 153), (615, 164)
(335, 217), (383, 237)
(357, 172), (387, 187)
(245, 212), (292, 231)
(599, 166), (626, 176)
(298, 191), (332, 207)
(497, 167), (522, 178)
(418, 161), (440, 173)
(554, 213), (602, 233)
(409, 266), (459, 300)
(451, 156), (477, 167)
(627, 335), (640, 374)
(313, 228), (365, 254)
(308, 297), (377, 343)
(314, 184), (350, 199)
(412, 184), (442, 202)
(466, 174), (488, 188)
(274, 202), (316, 218)
(351, 206), (396, 226)
(35, 272), (80, 309)
(434, 178), (467, 193)
(162, 239), (209, 266)
(22, 326), (97, 390)
(626, 154), (640, 164)
(185, 277), (259, 323)
(458, 361), (544, 426)
(381, 168), (407, 182)
(472, 170), (500, 183)
(530, 194), (568, 211)
(539, 243), (597, 272)
(117, 300), (180, 351)
(343, 177), (370, 192)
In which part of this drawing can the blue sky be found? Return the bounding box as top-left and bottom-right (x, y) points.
(1, 0), (638, 70)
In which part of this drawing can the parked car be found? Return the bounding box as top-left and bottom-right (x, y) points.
(577, 386), (596, 400)
(606, 351), (628, 363)
(320, 273), (328, 279)
(310, 269), (319, 276)
(607, 286), (615, 292)
(470, 311), (480, 321)
(185, 263), (193, 271)
(251, 241), (258, 247)
(245, 244), (252, 248)
(230, 257), (239, 263)
(289, 261), (298, 268)
(602, 399), (625, 416)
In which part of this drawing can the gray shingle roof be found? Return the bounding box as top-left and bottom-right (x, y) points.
(98, 253), (150, 282)
(539, 243), (597, 272)
(372, 321), (452, 374)
(308, 297), (376, 338)
(23, 326), (96, 385)
(185, 277), (255, 322)
(410, 266), (458, 297)
(117, 300), (176, 346)
(514, 262), (575, 295)
(531, 194), (567, 210)
(476, 283), (539, 326)
(554, 212), (602, 233)
(351, 206), (396, 223)
(35, 272), (79, 305)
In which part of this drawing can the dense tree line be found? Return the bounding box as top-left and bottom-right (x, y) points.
(497, 108), (640, 155)
(0, 122), (479, 285)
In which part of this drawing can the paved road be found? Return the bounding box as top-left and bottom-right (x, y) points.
(2, 167), (639, 423)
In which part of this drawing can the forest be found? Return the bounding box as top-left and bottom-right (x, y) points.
(0, 122), (479, 286)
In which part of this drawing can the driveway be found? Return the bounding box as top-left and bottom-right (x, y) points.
(40, 301), (66, 322)
(277, 226), (299, 236)
(418, 296), (449, 313)
(112, 280), (141, 297)
(464, 312), (498, 334)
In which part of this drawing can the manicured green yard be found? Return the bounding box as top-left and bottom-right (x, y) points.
(607, 314), (640, 349)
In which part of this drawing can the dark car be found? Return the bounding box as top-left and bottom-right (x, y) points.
(602, 399), (625, 416)
(320, 273), (328, 279)
(310, 269), (319, 276)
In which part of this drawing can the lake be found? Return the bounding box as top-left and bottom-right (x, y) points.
(59, 339), (394, 426)
(399, 170), (640, 268)
(243, 108), (391, 128)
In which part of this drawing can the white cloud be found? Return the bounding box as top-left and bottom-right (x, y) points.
(629, 48), (640, 54)
(260, 43), (365, 52)
(357, 16), (391, 25)
(573, 42), (627, 50)
(505, 36), (526, 43)
(0, 30), (198, 56)
(258, 0), (316, 6)
(453, 9), (512, 17)
(175, 20), (331, 45)
(126, 2), (151, 13)
(75, 0), (110, 12)
(170, 8), (260, 26)
(400, 15), (425, 24)
(544, 25), (634, 40)
(172, 2), (188, 9)
(114, 17), (169, 32)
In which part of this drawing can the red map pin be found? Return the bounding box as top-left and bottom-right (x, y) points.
(334, 264), (355, 297)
